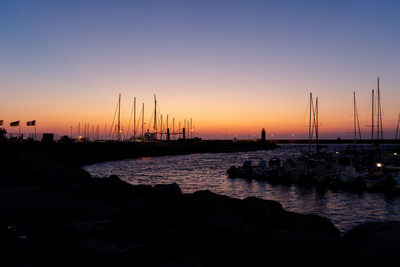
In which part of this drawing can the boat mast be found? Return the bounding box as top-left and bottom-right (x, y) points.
(315, 97), (319, 153)
(141, 103), (144, 140)
(355, 92), (362, 142)
(154, 94), (157, 139)
(133, 97), (136, 139)
(190, 118), (193, 138)
(308, 92), (313, 153)
(376, 78), (383, 145)
(117, 93), (121, 141)
(354, 92), (357, 146)
(371, 89), (374, 144)
(160, 114), (163, 140)
(308, 93), (312, 142)
(379, 78), (383, 141)
(172, 117), (175, 140)
(396, 113), (400, 142)
(84, 123), (87, 140)
(377, 79), (380, 144)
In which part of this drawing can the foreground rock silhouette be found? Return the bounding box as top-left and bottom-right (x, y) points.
(0, 154), (398, 266)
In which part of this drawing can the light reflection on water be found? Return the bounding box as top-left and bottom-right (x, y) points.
(84, 144), (400, 233)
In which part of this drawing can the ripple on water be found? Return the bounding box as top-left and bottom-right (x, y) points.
(83, 144), (400, 233)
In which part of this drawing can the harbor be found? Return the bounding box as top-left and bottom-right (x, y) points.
(3, 1), (400, 266)
(84, 145), (400, 233)
(2, 143), (399, 266)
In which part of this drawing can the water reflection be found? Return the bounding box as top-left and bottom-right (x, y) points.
(84, 144), (400, 233)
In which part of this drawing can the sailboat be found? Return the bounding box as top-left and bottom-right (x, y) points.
(108, 94), (122, 141)
(228, 86), (399, 191)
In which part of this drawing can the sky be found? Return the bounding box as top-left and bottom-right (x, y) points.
(1, 0), (400, 139)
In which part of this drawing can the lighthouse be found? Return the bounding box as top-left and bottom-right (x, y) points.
(261, 128), (266, 141)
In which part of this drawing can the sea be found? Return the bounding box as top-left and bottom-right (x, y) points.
(83, 144), (400, 233)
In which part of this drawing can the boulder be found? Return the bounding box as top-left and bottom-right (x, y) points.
(153, 183), (182, 197)
(344, 221), (400, 264)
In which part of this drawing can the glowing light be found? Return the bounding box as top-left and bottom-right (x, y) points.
(376, 163), (383, 168)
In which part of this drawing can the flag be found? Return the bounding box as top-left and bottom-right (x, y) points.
(0, 120), (3, 126)
(27, 120), (36, 126)
(10, 121), (20, 127)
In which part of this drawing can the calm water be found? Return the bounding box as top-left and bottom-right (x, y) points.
(84, 144), (400, 233)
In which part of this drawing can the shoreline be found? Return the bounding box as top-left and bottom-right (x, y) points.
(0, 140), (278, 167)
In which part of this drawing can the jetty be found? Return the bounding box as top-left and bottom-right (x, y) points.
(0, 139), (278, 166)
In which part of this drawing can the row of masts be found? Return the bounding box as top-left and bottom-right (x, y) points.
(308, 77), (394, 150)
(372, 78), (384, 143)
(307, 92), (319, 153)
(368, 77), (384, 147)
(105, 93), (195, 141)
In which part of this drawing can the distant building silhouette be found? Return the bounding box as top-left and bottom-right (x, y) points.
(261, 128), (266, 141)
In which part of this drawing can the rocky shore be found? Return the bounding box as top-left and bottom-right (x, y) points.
(1, 154), (399, 266)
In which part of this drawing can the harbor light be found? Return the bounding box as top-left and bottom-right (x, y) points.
(376, 163), (383, 168)
(394, 153), (398, 156)
(336, 151), (339, 154)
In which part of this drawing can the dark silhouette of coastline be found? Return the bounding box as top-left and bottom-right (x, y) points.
(0, 140), (279, 166)
(1, 143), (399, 266)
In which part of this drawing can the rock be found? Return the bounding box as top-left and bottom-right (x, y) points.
(242, 196), (283, 215)
(283, 212), (341, 237)
(343, 221), (400, 264)
(153, 183), (182, 197)
(130, 184), (154, 196)
(3, 152), (394, 267)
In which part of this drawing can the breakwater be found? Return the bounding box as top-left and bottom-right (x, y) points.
(0, 140), (278, 166)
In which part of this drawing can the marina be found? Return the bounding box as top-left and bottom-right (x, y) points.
(84, 144), (400, 233)
(3, 1), (400, 265)
(228, 83), (400, 192)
